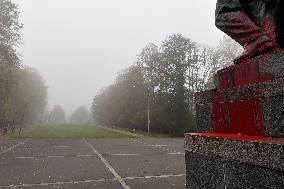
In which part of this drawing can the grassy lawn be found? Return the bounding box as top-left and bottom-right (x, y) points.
(12, 125), (133, 138)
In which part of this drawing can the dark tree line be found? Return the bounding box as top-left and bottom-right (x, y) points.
(92, 34), (242, 136)
(0, 0), (47, 130)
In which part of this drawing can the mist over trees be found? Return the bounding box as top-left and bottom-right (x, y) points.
(13, 67), (47, 123)
(49, 105), (65, 124)
(0, 0), (23, 66)
(70, 106), (90, 124)
(92, 34), (242, 136)
(1, 0), (242, 133)
(0, 0), (47, 126)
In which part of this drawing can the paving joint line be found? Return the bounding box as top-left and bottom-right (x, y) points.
(83, 138), (131, 189)
(0, 178), (116, 189)
(0, 174), (185, 188)
(2, 152), (184, 160)
(130, 138), (180, 153)
(124, 174), (186, 180)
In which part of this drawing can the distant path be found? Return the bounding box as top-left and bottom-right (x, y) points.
(96, 126), (143, 138)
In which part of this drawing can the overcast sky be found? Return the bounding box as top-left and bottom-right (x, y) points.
(14, 0), (223, 113)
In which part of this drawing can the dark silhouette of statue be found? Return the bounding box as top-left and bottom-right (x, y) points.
(216, 0), (284, 63)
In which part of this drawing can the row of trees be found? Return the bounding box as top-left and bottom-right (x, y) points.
(92, 34), (242, 136)
(41, 105), (92, 125)
(0, 0), (47, 126)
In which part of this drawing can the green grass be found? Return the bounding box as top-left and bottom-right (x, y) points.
(12, 125), (133, 138)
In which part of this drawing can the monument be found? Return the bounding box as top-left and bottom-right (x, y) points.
(185, 0), (284, 188)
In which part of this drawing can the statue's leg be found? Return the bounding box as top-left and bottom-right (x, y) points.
(216, 0), (278, 63)
(275, 0), (284, 48)
(215, 0), (265, 45)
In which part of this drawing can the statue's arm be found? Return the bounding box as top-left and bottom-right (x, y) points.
(215, 0), (270, 46)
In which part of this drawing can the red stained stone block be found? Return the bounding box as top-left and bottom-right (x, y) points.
(216, 53), (277, 90)
(218, 66), (235, 90)
(259, 71), (275, 82)
(218, 60), (259, 90)
(252, 100), (266, 133)
(228, 99), (265, 136)
(233, 60), (259, 87)
(212, 99), (265, 136)
(212, 102), (231, 133)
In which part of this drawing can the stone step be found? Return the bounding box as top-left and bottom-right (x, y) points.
(185, 133), (284, 171)
(185, 133), (284, 189)
(196, 97), (284, 137)
(214, 50), (284, 90)
(195, 77), (284, 137)
(196, 77), (284, 105)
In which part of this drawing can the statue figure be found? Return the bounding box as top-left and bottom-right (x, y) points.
(215, 0), (284, 63)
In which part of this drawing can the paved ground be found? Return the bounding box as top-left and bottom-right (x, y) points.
(0, 137), (186, 189)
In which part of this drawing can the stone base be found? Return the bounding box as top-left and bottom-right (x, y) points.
(194, 51), (284, 137)
(195, 75), (284, 137)
(215, 50), (284, 90)
(185, 133), (284, 189)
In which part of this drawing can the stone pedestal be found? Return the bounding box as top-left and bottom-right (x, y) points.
(185, 51), (284, 189)
(185, 133), (284, 189)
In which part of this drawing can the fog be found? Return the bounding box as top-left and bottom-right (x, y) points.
(14, 0), (223, 113)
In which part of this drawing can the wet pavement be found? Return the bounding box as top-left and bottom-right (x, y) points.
(0, 137), (186, 189)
